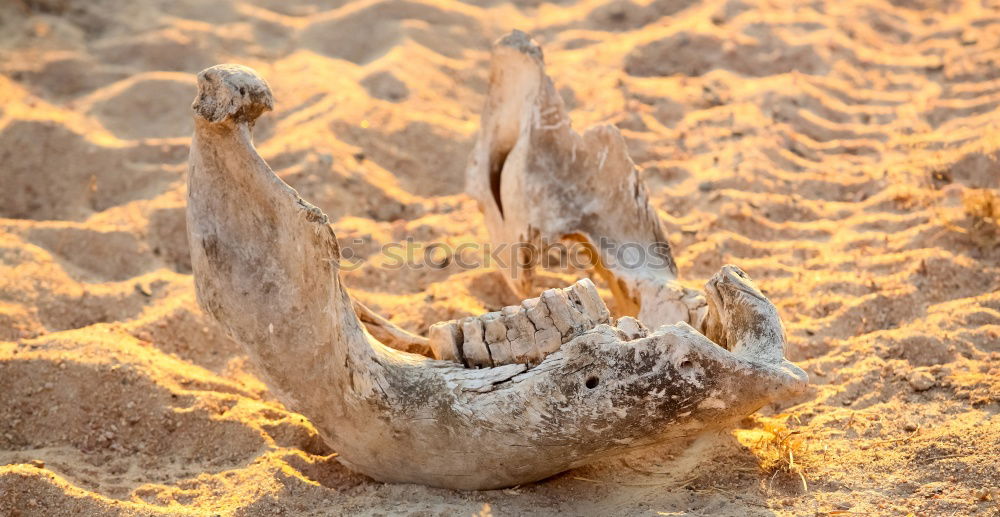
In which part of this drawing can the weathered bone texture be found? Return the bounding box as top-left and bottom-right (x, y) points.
(187, 64), (808, 490)
(428, 278), (610, 367)
(465, 31), (707, 330)
(353, 299), (431, 357)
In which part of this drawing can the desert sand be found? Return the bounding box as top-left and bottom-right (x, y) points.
(1, 0), (998, 515)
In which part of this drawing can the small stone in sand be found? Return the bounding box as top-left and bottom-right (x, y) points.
(908, 371), (935, 392)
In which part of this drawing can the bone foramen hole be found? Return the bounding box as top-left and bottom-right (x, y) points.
(585, 376), (600, 389)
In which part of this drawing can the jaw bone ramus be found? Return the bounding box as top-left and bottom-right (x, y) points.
(186, 62), (808, 490)
(466, 30), (708, 330)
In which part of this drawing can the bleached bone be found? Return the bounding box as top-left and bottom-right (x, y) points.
(466, 31), (708, 330)
(353, 299), (431, 357)
(428, 278), (610, 367)
(186, 64), (808, 490)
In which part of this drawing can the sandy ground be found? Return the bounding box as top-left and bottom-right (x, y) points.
(1, 0), (999, 515)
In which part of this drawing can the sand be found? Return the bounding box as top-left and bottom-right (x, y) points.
(1, 0), (998, 515)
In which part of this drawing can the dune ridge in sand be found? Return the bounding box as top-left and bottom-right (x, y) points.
(1, 0), (998, 515)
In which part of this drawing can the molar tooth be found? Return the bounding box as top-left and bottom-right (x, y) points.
(540, 287), (587, 338)
(522, 297), (547, 327)
(523, 298), (561, 357)
(483, 312), (516, 364)
(534, 327), (562, 357)
(434, 280), (614, 368)
(570, 278), (611, 324)
(428, 321), (463, 362)
(482, 311), (506, 342)
(504, 306), (539, 364)
(501, 305), (522, 344)
(460, 317), (492, 367)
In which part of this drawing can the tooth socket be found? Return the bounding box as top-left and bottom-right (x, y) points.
(429, 278), (611, 368)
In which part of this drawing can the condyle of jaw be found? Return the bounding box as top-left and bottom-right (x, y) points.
(465, 30), (708, 331)
(186, 61), (808, 490)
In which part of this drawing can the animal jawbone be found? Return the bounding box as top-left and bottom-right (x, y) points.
(186, 61), (808, 491)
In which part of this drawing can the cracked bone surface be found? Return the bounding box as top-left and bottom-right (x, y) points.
(466, 30), (707, 330)
(187, 63), (808, 490)
(428, 278), (611, 367)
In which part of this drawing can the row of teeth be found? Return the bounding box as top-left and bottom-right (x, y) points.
(429, 279), (648, 368)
